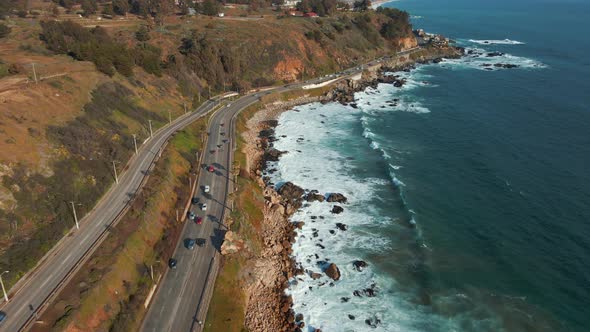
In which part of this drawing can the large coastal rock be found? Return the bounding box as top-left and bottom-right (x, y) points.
(278, 182), (305, 201)
(324, 263), (341, 281)
(326, 193), (348, 204)
(331, 205), (344, 214)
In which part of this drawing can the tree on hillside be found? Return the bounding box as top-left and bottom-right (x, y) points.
(0, 24), (11, 39)
(201, 0), (220, 16)
(81, 0), (98, 17)
(135, 25), (150, 41)
(353, 0), (371, 11)
(152, 0), (175, 26)
(49, 3), (60, 17)
(102, 4), (114, 17)
(112, 0), (129, 15)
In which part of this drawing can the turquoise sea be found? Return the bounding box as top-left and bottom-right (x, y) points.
(267, 0), (590, 330)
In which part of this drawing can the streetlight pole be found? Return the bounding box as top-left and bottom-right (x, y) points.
(148, 120), (153, 138)
(132, 134), (138, 155)
(112, 161), (119, 184)
(168, 110), (172, 124)
(0, 270), (9, 302)
(70, 201), (79, 229)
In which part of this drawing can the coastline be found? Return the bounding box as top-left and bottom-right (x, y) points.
(234, 45), (464, 331)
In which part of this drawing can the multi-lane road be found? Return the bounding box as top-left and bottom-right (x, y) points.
(0, 99), (221, 331)
(141, 92), (267, 332)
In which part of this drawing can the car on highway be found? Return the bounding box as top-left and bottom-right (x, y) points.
(210, 149), (216, 154)
(208, 165), (215, 172)
(168, 258), (177, 269)
(204, 185), (210, 193)
(201, 203), (207, 211)
(187, 211), (196, 221)
(186, 239), (196, 250)
(0, 311), (6, 324)
(220, 122), (225, 126)
(196, 216), (203, 225)
(191, 197), (199, 204)
(220, 132), (225, 136)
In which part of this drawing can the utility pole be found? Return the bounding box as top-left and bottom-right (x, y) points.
(196, 151), (199, 161)
(112, 161), (119, 184)
(32, 63), (38, 84)
(70, 201), (79, 229)
(0, 271), (8, 303)
(148, 120), (153, 138)
(198, 92), (201, 103)
(176, 209), (179, 222)
(189, 175), (192, 190)
(150, 265), (154, 281)
(183, 102), (187, 114)
(208, 86), (211, 99)
(132, 134), (138, 155)
(168, 110), (172, 124)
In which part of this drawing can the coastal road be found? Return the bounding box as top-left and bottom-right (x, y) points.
(141, 92), (267, 332)
(0, 99), (222, 332)
(141, 47), (428, 332)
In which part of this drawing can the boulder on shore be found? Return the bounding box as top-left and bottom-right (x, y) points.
(324, 263), (341, 280)
(331, 205), (344, 214)
(278, 182), (305, 201)
(326, 193), (348, 204)
(305, 190), (325, 203)
(335, 223), (348, 231)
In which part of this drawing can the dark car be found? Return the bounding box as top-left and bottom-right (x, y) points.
(191, 197), (199, 205)
(168, 258), (177, 269)
(0, 311), (6, 324)
(186, 239), (196, 250)
(187, 211), (196, 221)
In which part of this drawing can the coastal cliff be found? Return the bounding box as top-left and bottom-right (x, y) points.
(229, 44), (464, 332)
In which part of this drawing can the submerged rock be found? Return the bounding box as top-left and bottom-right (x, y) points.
(352, 260), (368, 271)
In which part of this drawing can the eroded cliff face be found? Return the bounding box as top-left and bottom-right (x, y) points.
(398, 36), (418, 50)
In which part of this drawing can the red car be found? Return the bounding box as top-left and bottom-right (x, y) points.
(208, 165), (215, 172)
(196, 216), (203, 225)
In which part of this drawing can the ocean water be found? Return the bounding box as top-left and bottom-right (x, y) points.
(265, 0), (590, 331)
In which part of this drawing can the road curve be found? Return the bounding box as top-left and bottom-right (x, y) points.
(0, 99), (221, 332)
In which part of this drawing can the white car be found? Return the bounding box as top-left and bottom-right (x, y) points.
(201, 203), (207, 211)
(204, 185), (210, 193)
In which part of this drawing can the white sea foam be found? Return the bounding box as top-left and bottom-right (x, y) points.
(468, 38), (525, 45)
(437, 47), (546, 71)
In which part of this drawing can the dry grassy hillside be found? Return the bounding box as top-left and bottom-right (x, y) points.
(0, 5), (415, 288)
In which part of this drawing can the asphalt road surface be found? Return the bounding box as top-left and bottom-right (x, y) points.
(141, 92), (269, 332)
(0, 99), (220, 332)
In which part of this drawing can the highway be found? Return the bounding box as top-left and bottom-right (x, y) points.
(141, 92), (268, 332)
(0, 99), (221, 332)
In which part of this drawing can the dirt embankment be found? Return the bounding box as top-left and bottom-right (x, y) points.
(239, 96), (325, 332)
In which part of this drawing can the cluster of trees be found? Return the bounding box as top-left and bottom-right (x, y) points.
(376, 7), (411, 40)
(40, 21), (162, 77)
(296, 0), (336, 15)
(0, 23), (11, 38)
(353, 0), (371, 11)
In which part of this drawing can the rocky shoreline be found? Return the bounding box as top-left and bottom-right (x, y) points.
(236, 46), (464, 332)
